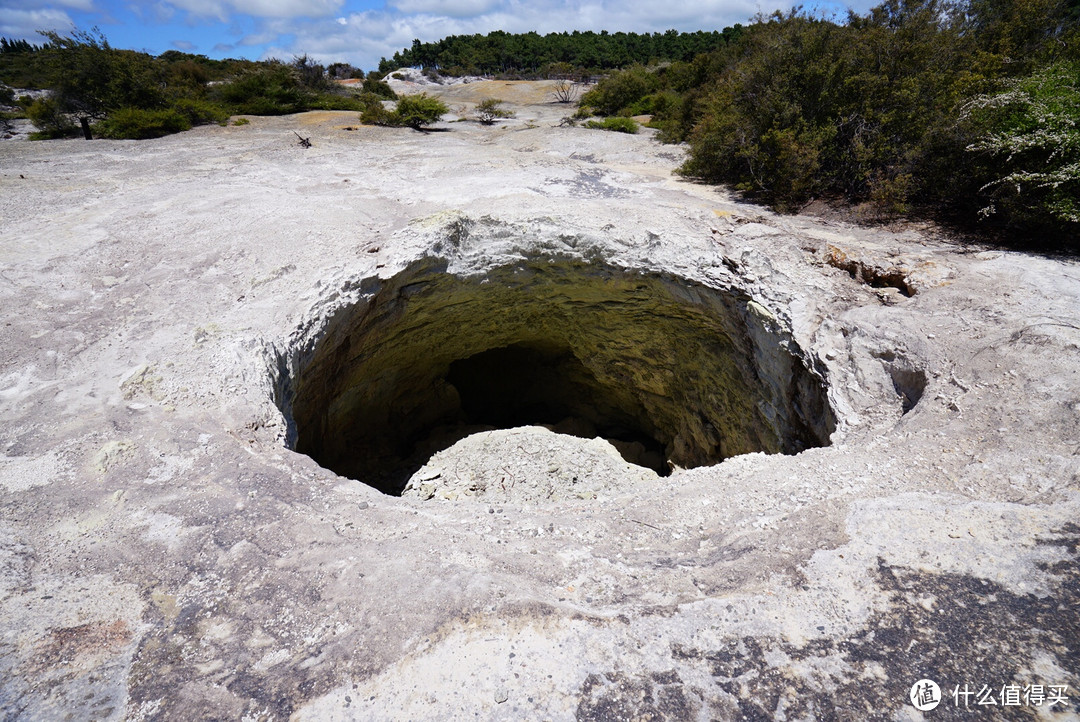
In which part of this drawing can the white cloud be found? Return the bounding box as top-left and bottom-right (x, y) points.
(239, 30), (278, 45)
(171, 38), (195, 49)
(0, 8), (76, 40)
(388, 0), (501, 19)
(129, 2), (178, 23)
(2, 0), (93, 10)
(162, 0), (344, 22)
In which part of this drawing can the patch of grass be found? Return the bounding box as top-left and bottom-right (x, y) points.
(584, 116), (639, 134)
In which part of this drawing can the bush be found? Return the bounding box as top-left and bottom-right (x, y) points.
(171, 97), (228, 126)
(550, 79), (579, 103)
(232, 117), (250, 126)
(32, 28), (168, 138)
(292, 55), (331, 92)
(362, 77), (397, 100)
(26, 96), (76, 137)
(579, 66), (657, 116)
(393, 92), (447, 129)
(0, 85), (13, 106)
(358, 93), (396, 125)
(584, 116), (639, 134)
(308, 93), (365, 111)
(214, 62), (309, 115)
(474, 98), (513, 124)
(961, 61), (1080, 229)
(96, 106), (191, 139)
(167, 59), (210, 89)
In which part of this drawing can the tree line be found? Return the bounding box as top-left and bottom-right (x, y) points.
(377, 29), (743, 77)
(0, 38), (42, 54)
(577, 0), (1080, 245)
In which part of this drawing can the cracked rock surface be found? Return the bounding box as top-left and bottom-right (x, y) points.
(1, 85), (1078, 720)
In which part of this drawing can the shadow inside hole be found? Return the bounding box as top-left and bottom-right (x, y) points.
(446, 345), (671, 476)
(337, 344), (672, 494)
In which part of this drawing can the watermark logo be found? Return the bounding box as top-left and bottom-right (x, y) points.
(911, 679), (942, 711)
(909, 680), (1071, 710)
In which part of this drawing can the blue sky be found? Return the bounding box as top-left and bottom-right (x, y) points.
(0, 0), (874, 72)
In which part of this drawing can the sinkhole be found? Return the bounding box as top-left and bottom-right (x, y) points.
(274, 257), (836, 495)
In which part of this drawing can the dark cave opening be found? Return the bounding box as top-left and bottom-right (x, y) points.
(446, 345), (671, 475)
(275, 258), (836, 497)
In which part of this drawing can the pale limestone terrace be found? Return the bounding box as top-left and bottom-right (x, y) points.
(0, 90), (1078, 720)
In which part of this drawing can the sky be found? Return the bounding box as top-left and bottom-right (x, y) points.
(0, 0), (876, 72)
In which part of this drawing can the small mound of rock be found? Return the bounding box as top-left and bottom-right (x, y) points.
(401, 426), (658, 503)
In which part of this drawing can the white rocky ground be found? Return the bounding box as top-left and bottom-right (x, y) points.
(0, 83), (1077, 720)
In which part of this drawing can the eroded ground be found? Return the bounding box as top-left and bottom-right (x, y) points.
(0, 82), (1077, 720)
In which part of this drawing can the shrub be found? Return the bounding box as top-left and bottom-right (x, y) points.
(309, 93), (365, 111)
(232, 117), (250, 126)
(26, 96), (76, 138)
(550, 79), (579, 103)
(171, 97), (228, 126)
(96, 106), (191, 139)
(579, 66), (657, 116)
(40, 29), (167, 126)
(0, 85), (13, 106)
(362, 77), (397, 100)
(214, 62), (309, 115)
(961, 61), (1080, 229)
(584, 116), (639, 134)
(358, 93), (396, 125)
(393, 92), (447, 129)
(292, 55), (331, 91)
(167, 60), (210, 89)
(474, 98), (513, 124)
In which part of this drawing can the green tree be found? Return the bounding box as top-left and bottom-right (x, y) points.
(39, 28), (166, 139)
